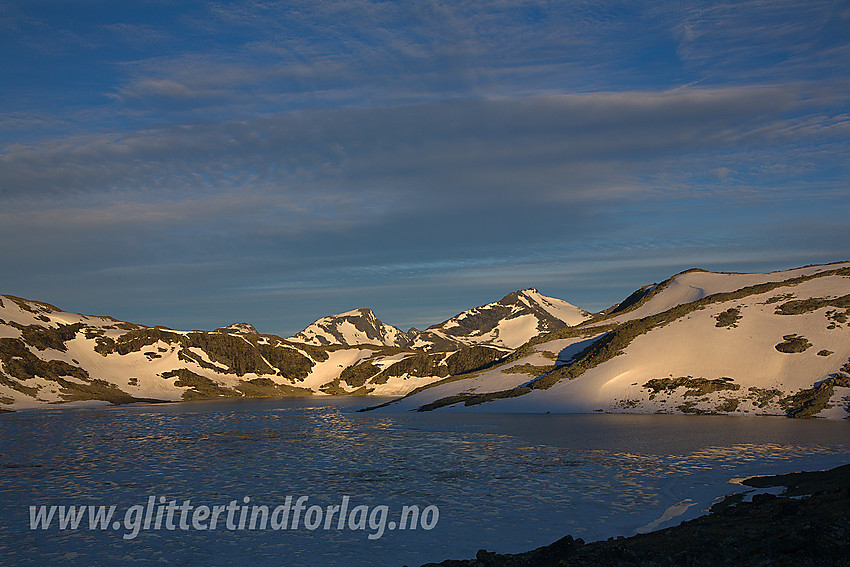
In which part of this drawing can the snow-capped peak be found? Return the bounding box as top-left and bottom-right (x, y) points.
(288, 308), (412, 348)
(406, 288), (592, 350)
(214, 322), (259, 334)
(515, 288), (591, 326)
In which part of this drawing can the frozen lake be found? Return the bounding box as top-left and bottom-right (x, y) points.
(1, 398), (848, 566)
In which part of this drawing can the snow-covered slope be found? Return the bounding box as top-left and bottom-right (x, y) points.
(288, 288), (590, 351)
(4, 263), (848, 418)
(0, 296), (508, 411)
(602, 263), (850, 324)
(289, 308), (414, 348)
(378, 263), (850, 419)
(410, 288), (591, 350)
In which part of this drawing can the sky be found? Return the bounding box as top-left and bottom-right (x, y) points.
(1, 0), (849, 336)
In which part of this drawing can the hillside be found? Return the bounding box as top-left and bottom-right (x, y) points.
(408, 288), (590, 350)
(374, 262), (850, 419)
(3, 263), (849, 418)
(288, 289), (591, 351)
(288, 308), (415, 348)
(0, 287), (578, 411)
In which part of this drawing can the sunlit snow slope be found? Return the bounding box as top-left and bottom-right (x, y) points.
(380, 263), (850, 419)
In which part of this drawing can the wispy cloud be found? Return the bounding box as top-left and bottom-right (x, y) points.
(3, 86), (839, 200)
(2, 0), (849, 333)
(669, 0), (850, 83)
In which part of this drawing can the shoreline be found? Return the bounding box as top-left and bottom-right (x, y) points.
(420, 463), (850, 566)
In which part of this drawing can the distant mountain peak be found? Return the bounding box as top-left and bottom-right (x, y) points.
(288, 308), (411, 348)
(409, 288), (592, 350)
(214, 322), (259, 335)
(286, 288), (591, 351)
(4, 262), (850, 416)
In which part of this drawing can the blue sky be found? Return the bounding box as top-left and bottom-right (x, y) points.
(2, 0), (849, 335)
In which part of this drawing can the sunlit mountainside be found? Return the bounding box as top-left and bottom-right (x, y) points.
(2, 263), (848, 418)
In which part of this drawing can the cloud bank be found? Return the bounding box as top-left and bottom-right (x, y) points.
(1, 0), (848, 333)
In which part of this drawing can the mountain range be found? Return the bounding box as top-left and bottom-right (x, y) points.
(1, 263), (848, 418)
(288, 288), (590, 350)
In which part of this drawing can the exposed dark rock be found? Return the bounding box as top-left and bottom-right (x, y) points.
(0, 337), (156, 404)
(0, 338), (89, 384)
(605, 283), (657, 315)
(644, 376), (740, 398)
(715, 397), (740, 412)
(9, 321), (84, 352)
(181, 332), (275, 376)
(714, 307), (742, 328)
(161, 369), (241, 399)
(445, 346), (508, 375)
(94, 327), (180, 355)
(290, 308), (413, 348)
(382, 353), (450, 379)
(235, 377), (313, 398)
(340, 362), (382, 388)
(775, 294), (850, 315)
(827, 309), (849, 325)
(253, 341), (315, 380)
(213, 322), (259, 334)
(780, 373), (850, 417)
(746, 387), (782, 408)
(775, 334), (812, 353)
(3, 295), (61, 315)
(763, 293), (795, 304)
(420, 463), (850, 567)
(419, 265), (850, 411)
(501, 363), (557, 377)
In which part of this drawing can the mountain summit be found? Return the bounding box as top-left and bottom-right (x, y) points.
(409, 288), (591, 350)
(214, 322), (259, 334)
(3, 263), (848, 418)
(288, 308), (414, 348)
(387, 262), (850, 418)
(288, 288), (591, 350)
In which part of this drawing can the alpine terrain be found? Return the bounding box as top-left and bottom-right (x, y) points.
(379, 262), (850, 419)
(0, 288), (583, 411)
(1, 263), (848, 418)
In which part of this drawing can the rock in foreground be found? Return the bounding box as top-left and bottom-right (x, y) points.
(421, 463), (850, 567)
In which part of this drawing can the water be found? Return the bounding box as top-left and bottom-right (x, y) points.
(1, 398), (848, 566)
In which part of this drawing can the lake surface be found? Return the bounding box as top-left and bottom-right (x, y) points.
(1, 398), (848, 566)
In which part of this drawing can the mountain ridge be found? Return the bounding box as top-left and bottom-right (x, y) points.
(2, 262), (849, 418)
(379, 262), (850, 419)
(0, 286), (576, 411)
(288, 307), (416, 348)
(287, 288), (591, 351)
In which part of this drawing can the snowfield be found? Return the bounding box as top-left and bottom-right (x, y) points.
(2, 263), (849, 418)
(377, 263), (850, 419)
